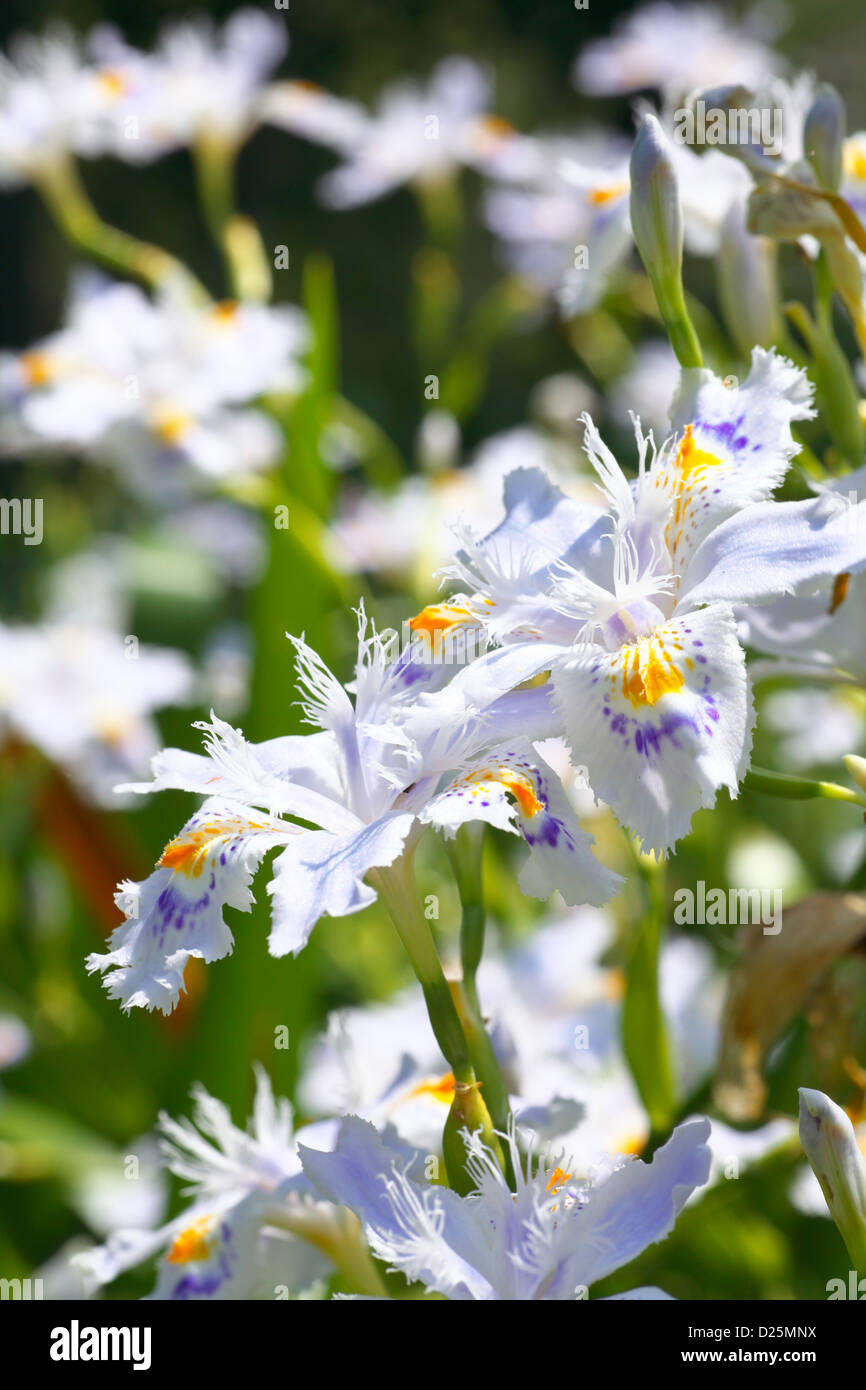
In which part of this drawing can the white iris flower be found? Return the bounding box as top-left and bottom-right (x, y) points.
(299, 1112), (712, 1300)
(431, 350), (866, 851)
(87, 606), (619, 1013)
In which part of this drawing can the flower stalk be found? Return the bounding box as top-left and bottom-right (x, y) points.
(33, 155), (207, 300)
(744, 766), (866, 808)
(369, 851), (505, 1192)
(193, 132), (272, 302)
(446, 825), (514, 1146)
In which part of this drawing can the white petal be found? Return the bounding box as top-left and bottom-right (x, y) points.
(447, 466), (609, 644)
(267, 812), (417, 957)
(87, 802), (297, 1013)
(119, 717), (357, 834)
(565, 1118), (712, 1289)
(681, 494), (866, 608)
(554, 604), (754, 853)
(657, 348), (815, 578)
(299, 1116), (492, 1300)
(421, 743), (620, 907)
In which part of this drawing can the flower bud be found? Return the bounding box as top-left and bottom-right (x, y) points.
(804, 84), (846, 193)
(630, 115), (702, 367)
(844, 753), (866, 794)
(630, 116), (683, 303)
(717, 198), (781, 356)
(798, 1087), (866, 1267)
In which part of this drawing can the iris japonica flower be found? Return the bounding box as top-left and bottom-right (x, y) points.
(299, 1112), (712, 1300)
(0, 23), (158, 185)
(313, 57), (514, 210)
(73, 1067), (368, 1301)
(571, 2), (782, 102)
(0, 612), (193, 807)
(88, 8), (290, 158)
(0, 274), (308, 492)
(87, 606), (619, 1013)
(482, 131), (632, 316)
(422, 349), (866, 852)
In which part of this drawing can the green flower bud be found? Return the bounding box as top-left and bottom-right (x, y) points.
(804, 84), (846, 193)
(799, 1087), (866, 1269)
(630, 115), (702, 367)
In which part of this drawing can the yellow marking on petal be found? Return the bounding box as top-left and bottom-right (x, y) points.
(478, 114), (517, 141)
(546, 1166), (573, 1194)
(673, 423), (722, 486)
(662, 424), (724, 557)
(409, 602), (474, 637)
(429, 467), (461, 489)
(844, 138), (866, 183)
(456, 763), (544, 818)
(830, 571), (851, 614)
(408, 1072), (456, 1104)
(212, 299), (240, 325)
(166, 1216), (216, 1264)
(97, 69), (128, 98)
(499, 772), (543, 817)
(619, 635), (684, 708)
(159, 818), (266, 877)
(152, 407), (193, 445)
(618, 1132), (648, 1157)
(589, 181), (629, 206)
(95, 713), (134, 747)
(20, 351), (54, 387)
(604, 966), (626, 1002)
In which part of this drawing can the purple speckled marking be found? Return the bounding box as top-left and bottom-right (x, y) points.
(171, 1222), (234, 1300)
(150, 867), (228, 948)
(695, 413), (745, 450)
(602, 671), (720, 760)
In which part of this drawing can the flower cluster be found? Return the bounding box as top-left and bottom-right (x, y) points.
(5, 1), (866, 1308)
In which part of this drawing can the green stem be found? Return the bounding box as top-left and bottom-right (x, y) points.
(193, 132), (238, 243)
(34, 155), (207, 300)
(370, 853), (473, 1084)
(193, 133), (272, 303)
(744, 766), (866, 807)
(369, 850), (504, 1192)
(660, 294), (704, 369)
(786, 296), (864, 469)
(622, 850), (676, 1137)
(446, 826), (513, 1143)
